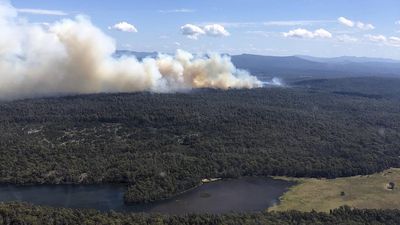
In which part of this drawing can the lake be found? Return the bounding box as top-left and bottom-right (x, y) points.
(0, 177), (294, 214)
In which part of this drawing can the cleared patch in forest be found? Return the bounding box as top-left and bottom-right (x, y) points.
(270, 168), (400, 212)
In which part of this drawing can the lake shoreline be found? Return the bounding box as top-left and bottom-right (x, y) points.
(0, 177), (295, 214)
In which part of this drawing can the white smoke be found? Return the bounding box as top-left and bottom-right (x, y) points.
(262, 77), (284, 86)
(0, 1), (262, 100)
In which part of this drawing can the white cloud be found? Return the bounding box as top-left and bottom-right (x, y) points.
(389, 36), (400, 46)
(356, 22), (375, 30)
(365, 34), (400, 47)
(109, 22), (138, 33)
(338, 17), (374, 30)
(180, 24), (205, 39)
(337, 34), (358, 42)
(338, 17), (354, 27)
(390, 36), (400, 42)
(200, 20), (334, 28)
(158, 8), (195, 13)
(396, 20), (400, 25)
(283, 28), (332, 39)
(365, 34), (387, 42)
(204, 24), (230, 37)
(16, 8), (67, 16)
(314, 29), (333, 38)
(181, 23), (230, 39)
(283, 28), (314, 38)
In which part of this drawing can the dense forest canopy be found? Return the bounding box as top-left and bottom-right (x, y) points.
(0, 203), (400, 225)
(0, 77), (399, 203)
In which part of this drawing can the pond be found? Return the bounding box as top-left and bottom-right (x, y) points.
(0, 177), (294, 214)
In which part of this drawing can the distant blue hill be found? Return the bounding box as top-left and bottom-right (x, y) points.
(114, 50), (158, 60)
(115, 50), (400, 80)
(296, 55), (400, 64)
(231, 54), (400, 79)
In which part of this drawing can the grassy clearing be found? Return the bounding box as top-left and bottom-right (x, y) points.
(270, 168), (400, 212)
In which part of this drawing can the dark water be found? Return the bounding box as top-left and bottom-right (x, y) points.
(0, 177), (294, 214)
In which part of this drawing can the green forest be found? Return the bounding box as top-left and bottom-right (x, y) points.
(0, 203), (399, 225)
(0, 77), (399, 203)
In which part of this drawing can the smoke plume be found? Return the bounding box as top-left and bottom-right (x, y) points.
(0, 1), (262, 100)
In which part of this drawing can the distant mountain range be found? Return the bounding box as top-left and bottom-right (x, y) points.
(231, 54), (400, 80)
(114, 50), (158, 60)
(295, 55), (400, 64)
(115, 50), (400, 80)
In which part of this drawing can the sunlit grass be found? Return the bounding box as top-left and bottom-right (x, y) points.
(270, 168), (400, 212)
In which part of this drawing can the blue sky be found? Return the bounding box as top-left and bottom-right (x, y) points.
(9, 0), (400, 59)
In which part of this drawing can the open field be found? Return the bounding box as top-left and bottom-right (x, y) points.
(270, 168), (400, 212)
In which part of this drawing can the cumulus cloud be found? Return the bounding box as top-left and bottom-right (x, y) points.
(283, 28), (332, 39)
(180, 24), (205, 39)
(313, 29), (333, 38)
(356, 22), (374, 30)
(0, 2), (261, 100)
(365, 34), (400, 47)
(366, 34), (387, 42)
(389, 36), (400, 43)
(181, 23), (230, 39)
(109, 21), (138, 33)
(204, 24), (230, 37)
(337, 17), (374, 30)
(283, 29), (313, 38)
(388, 36), (400, 46)
(338, 17), (354, 27)
(210, 20), (334, 28)
(396, 20), (400, 25)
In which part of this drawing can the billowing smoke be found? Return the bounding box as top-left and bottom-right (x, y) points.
(0, 2), (262, 100)
(263, 77), (285, 86)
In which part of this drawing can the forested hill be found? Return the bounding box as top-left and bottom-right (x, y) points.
(1, 81), (400, 203)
